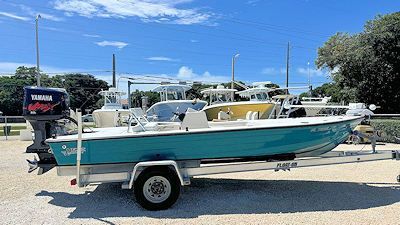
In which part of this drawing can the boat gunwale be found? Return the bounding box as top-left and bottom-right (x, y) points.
(46, 116), (364, 143)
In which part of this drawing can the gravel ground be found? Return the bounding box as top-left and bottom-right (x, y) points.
(0, 140), (399, 225)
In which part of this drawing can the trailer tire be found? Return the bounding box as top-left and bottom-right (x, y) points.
(134, 167), (180, 210)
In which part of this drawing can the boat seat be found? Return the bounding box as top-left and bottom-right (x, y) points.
(251, 111), (259, 120)
(246, 111), (253, 120)
(246, 111), (259, 120)
(144, 122), (181, 131)
(181, 110), (209, 130)
(217, 111), (231, 120)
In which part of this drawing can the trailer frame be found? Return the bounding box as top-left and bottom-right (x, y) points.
(62, 112), (400, 210)
(60, 149), (400, 188)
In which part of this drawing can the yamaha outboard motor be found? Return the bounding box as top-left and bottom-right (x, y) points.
(23, 86), (70, 174)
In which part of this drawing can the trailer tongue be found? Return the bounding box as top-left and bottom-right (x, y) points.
(23, 86), (70, 174)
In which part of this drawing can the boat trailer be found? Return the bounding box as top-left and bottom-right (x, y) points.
(57, 112), (400, 210)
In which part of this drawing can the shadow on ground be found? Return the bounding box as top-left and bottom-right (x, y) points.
(36, 178), (400, 220)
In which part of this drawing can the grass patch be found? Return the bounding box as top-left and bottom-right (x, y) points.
(370, 119), (400, 143)
(0, 125), (27, 130)
(0, 130), (20, 136)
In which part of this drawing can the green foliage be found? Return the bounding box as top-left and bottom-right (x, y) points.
(130, 89), (161, 108)
(0, 130), (20, 136)
(370, 119), (400, 143)
(316, 12), (400, 113)
(186, 83), (213, 100)
(51, 74), (109, 112)
(299, 82), (356, 103)
(0, 67), (109, 115)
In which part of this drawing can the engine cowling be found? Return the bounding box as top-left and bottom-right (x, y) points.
(23, 86), (70, 174)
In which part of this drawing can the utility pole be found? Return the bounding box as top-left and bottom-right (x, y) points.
(35, 14), (41, 87)
(112, 54), (116, 88)
(127, 81), (131, 108)
(285, 42), (290, 94)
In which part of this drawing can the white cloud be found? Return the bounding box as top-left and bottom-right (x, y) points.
(38, 13), (63, 21)
(146, 56), (178, 62)
(261, 67), (286, 75)
(176, 66), (229, 83)
(53, 0), (214, 25)
(0, 12), (30, 21)
(95, 40), (128, 49)
(247, 0), (260, 6)
(190, 39), (199, 43)
(261, 67), (276, 75)
(83, 34), (101, 38)
(177, 66), (194, 79)
(297, 67), (327, 77)
(18, 5), (63, 21)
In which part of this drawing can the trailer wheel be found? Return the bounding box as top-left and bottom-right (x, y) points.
(134, 167), (180, 210)
(397, 175), (400, 183)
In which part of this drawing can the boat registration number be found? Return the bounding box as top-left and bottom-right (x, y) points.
(276, 162), (298, 169)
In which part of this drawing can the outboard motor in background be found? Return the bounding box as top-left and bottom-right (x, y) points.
(23, 86), (70, 174)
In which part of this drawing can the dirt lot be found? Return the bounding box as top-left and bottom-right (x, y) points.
(0, 140), (399, 225)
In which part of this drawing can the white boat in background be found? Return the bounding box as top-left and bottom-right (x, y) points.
(301, 96), (331, 116)
(92, 88), (130, 127)
(146, 84), (207, 121)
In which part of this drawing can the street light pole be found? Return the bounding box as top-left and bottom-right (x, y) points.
(285, 42), (290, 94)
(35, 14), (41, 87)
(231, 53), (240, 100)
(231, 53), (240, 89)
(307, 61), (311, 96)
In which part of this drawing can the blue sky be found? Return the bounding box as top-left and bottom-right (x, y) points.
(0, 0), (399, 92)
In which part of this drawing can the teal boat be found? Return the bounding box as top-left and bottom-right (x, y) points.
(21, 86), (375, 211)
(22, 86), (363, 170)
(46, 114), (363, 166)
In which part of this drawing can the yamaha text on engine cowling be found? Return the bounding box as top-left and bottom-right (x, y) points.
(23, 86), (70, 174)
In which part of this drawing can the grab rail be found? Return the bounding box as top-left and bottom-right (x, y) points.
(128, 109), (146, 132)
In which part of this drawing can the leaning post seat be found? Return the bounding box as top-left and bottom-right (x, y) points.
(181, 109), (209, 130)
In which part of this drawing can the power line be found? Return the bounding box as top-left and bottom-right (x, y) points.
(0, 0), (322, 49)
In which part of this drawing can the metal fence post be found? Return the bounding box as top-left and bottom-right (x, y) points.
(4, 116), (7, 140)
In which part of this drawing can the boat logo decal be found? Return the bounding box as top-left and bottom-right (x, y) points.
(61, 145), (86, 156)
(27, 102), (59, 113)
(31, 94), (53, 101)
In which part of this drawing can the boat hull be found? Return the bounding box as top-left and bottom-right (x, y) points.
(48, 117), (362, 166)
(203, 102), (275, 121)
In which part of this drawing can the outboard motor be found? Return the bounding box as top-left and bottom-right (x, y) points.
(23, 86), (70, 174)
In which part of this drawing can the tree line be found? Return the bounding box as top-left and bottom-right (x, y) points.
(309, 12), (400, 113)
(0, 66), (109, 116)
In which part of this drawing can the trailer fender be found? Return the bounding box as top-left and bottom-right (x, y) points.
(127, 160), (189, 189)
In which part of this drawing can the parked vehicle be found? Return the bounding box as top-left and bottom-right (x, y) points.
(81, 114), (93, 122)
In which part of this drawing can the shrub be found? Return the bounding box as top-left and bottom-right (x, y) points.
(370, 119), (400, 143)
